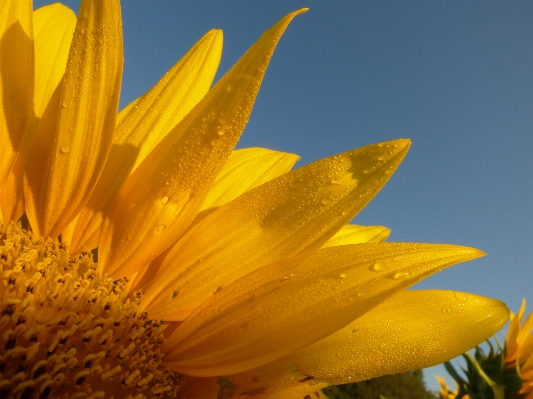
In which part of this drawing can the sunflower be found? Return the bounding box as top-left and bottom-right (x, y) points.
(0, 1), (508, 398)
(436, 376), (460, 399)
(505, 300), (533, 398)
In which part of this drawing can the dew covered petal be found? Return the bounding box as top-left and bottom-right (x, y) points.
(68, 29), (223, 253)
(24, 0), (123, 239)
(215, 290), (508, 397)
(141, 139), (409, 320)
(161, 243), (484, 376)
(99, 9), (307, 278)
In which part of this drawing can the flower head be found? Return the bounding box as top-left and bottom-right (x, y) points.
(0, 1), (509, 398)
(505, 300), (533, 398)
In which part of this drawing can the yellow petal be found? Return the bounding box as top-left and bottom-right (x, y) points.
(141, 139), (409, 320)
(202, 147), (300, 211)
(0, 156), (24, 222)
(322, 224), (391, 247)
(0, 0), (33, 187)
(67, 29), (223, 253)
(99, 9), (307, 278)
(24, 0), (123, 239)
(161, 243), (484, 376)
(0, 4), (75, 224)
(218, 290), (508, 398)
(506, 300), (525, 360)
(33, 3), (76, 117)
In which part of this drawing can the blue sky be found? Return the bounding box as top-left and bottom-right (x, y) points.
(35, 0), (533, 393)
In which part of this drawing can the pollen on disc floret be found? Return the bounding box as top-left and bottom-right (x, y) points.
(0, 222), (180, 399)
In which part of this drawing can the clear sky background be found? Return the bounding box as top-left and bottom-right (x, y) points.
(35, 0), (533, 393)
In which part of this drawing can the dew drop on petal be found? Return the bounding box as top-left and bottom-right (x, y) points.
(161, 196), (169, 204)
(442, 305), (452, 314)
(339, 273), (348, 279)
(156, 225), (166, 234)
(59, 146), (70, 154)
(393, 271), (409, 280)
(370, 262), (384, 272)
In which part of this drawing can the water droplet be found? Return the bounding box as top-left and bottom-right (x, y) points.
(363, 166), (376, 174)
(380, 343), (386, 350)
(393, 272), (409, 280)
(59, 146), (70, 154)
(330, 179), (343, 185)
(213, 286), (223, 294)
(371, 262), (384, 272)
(357, 292), (365, 297)
(62, 101), (68, 108)
(161, 196), (169, 204)
(339, 273), (348, 279)
(441, 306), (452, 314)
(217, 129), (225, 136)
(156, 225), (166, 234)
(171, 290), (179, 298)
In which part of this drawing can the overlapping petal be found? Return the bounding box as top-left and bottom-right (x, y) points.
(216, 290), (508, 398)
(162, 243), (484, 376)
(323, 224), (391, 247)
(24, 0), (123, 238)
(0, 4), (76, 225)
(33, 3), (76, 118)
(141, 139), (409, 320)
(99, 9), (307, 278)
(0, 0), (33, 188)
(201, 147), (300, 212)
(67, 28), (223, 253)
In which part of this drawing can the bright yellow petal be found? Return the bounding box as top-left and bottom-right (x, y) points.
(0, 156), (24, 222)
(0, 0), (33, 187)
(0, 4), (75, 224)
(322, 224), (391, 247)
(24, 0), (123, 239)
(506, 299), (525, 360)
(33, 3), (76, 118)
(141, 139), (409, 320)
(202, 147), (300, 211)
(99, 9), (307, 278)
(161, 243), (484, 376)
(216, 290), (508, 398)
(67, 29), (223, 253)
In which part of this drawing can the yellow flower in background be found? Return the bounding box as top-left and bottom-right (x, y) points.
(0, 1), (509, 398)
(436, 376), (459, 399)
(505, 300), (533, 398)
